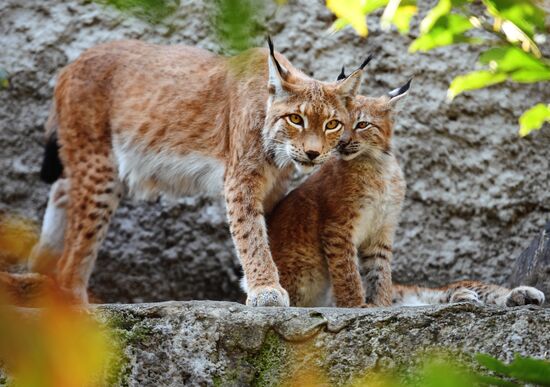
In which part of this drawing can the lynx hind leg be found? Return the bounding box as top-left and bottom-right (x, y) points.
(505, 286), (545, 307)
(28, 178), (70, 275)
(56, 155), (122, 304)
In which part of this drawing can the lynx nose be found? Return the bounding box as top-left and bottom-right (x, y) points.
(338, 131), (352, 148)
(305, 150), (320, 160)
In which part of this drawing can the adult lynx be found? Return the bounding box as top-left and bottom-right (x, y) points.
(30, 39), (368, 306)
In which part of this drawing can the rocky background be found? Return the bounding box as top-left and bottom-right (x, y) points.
(1, 0), (549, 303)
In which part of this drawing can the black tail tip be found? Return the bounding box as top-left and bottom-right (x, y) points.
(40, 133), (63, 184)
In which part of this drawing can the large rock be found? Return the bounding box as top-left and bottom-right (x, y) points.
(1, 0), (549, 303)
(95, 302), (549, 385)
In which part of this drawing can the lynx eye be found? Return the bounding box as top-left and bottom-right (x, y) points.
(355, 121), (372, 131)
(325, 119), (341, 133)
(286, 114), (304, 127)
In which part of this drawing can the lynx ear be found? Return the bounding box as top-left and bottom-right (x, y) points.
(388, 78), (412, 104)
(336, 54), (374, 96)
(267, 36), (289, 97)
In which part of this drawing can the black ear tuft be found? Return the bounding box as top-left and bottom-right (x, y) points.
(388, 77), (412, 98)
(267, 35), (275, 57)
(337, 66), (347, 81)
(267, 35), (284, 76)
(359, 53), (375, 70)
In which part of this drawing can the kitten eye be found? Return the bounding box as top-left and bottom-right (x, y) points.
(325, 119), (341, 133)
(286, 114), (304, 127)
(355, 121), (372, 131)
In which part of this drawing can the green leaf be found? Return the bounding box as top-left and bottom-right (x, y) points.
(0, 68), (8, 89)
(519, 104), (550, 137)
(475, 354), (510, 375)
(327, 0), (369, 36)
(472, 373), (518, 387)
(96, 0), (179, 23)
(211, 0), (267, 52)
(480, 46), (550, 73)
(391, 2), (418, 33)
(447, 70), (507, 100)
(419, 0), (468, 34)
(506, 355), (550, 385)
(482, 0), (545, 37)
(410, 13), (474, 51)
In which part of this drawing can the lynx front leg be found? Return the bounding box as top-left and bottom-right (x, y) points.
(225, 167), (289, 307)
(56, 157), (122, 304)
(322, 226), (365, 308)
(359, 235), (393, 307)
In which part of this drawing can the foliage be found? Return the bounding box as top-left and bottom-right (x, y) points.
(209, 0), (268, 53)
(0, 213), (122, 387)
(348, 352), (550, 387)
(0, 68), (9, 89)
(95, 0), (179, 23)
(326, 0), (550, 137)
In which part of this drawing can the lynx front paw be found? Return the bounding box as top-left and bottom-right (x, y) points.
(246, 286), (290, 307)
(506, 286), (545, 307)
(450, 288), (481, 304)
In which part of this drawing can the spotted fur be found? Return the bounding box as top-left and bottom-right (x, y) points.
(392, 281), (545, 307)
(30, 39), (365, 305)
(268, 89), (408, 307)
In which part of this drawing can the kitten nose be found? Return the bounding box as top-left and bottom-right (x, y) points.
(305, 150), (320, 160)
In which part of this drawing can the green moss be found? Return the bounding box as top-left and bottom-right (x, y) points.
(248, 330), (289, 387)
(101, 312), (154, 386)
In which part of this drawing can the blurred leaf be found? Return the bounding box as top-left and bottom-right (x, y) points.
(482, 0), (545, 37)
(327, 0), (369, 36)
(479, 46), (550, 81)
(480, 46), (549, 72)
(410, 13), (475, 51)
(0, 289), (122, 387)
(211, 0), (267, 52)
(447, 70), (507, 100)
(506, 355), (550, 385)
(0, 214), (38, 264)
(96, 0), (179, 23)
(476, 353), (510, 374)
(421, 358), (477, 387)
(0, 68), (8, 89)
(471, 373), (518, 387)
(520, 105), (549, 134)
(419, 0), (468, 34)
(381, 0), (402, 30)
(391, 3), (417, 33)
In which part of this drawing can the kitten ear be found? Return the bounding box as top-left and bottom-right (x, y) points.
(336, 54), (374, 96)
(267, 36), (289, 97)
(388, 78), (412, 105)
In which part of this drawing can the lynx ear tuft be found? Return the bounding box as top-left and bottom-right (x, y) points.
(336, 53), (374, 96)
(359, 53), (374, 70)
(388, 78), (412, 104)
(336, 66), (347, 81)
(267, 36), (289, 97)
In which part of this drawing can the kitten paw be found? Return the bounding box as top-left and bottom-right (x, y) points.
(506, 286), (545, 307)
(450, 288), (481, 304)
(246, 286), (290, 307)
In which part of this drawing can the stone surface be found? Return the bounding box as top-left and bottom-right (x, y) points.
(93, 301), (550, 386)
(1, 0), (549, 303)
(509, 222), (550, 300)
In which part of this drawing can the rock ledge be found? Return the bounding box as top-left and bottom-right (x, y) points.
(95, 301), (549, 386)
